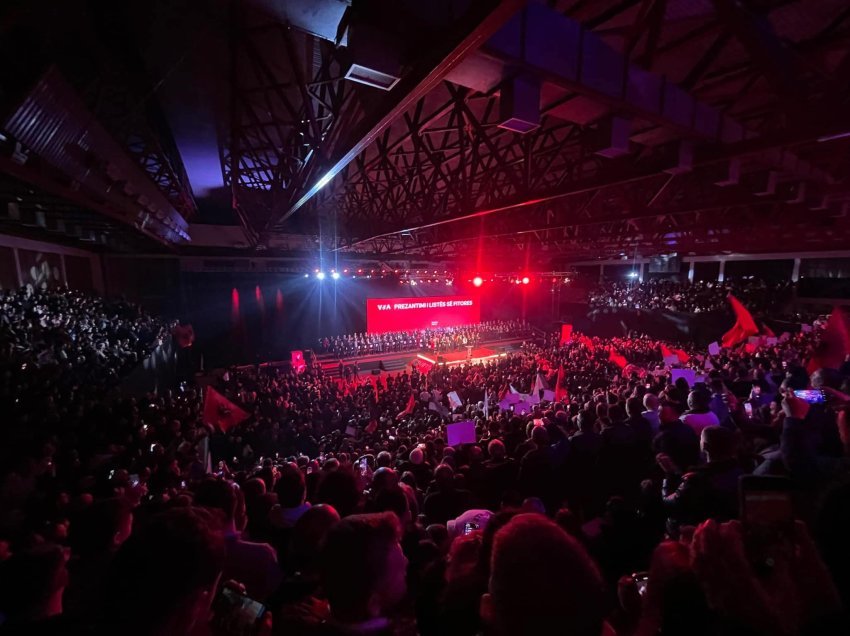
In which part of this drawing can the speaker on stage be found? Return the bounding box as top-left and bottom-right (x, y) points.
(371, 368), (381, 376)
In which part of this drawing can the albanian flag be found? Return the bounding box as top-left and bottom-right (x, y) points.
(203, 387), (250, 433)
(721, 295), (759, 348)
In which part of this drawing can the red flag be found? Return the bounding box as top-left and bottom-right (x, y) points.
(608, 348), (627, 369)
(721, 295), (760, 348)
(578, 334), (596, 352)
(554, 364), (568, 401)
(365, 419), (378, 434)
(290, 350), (306, 373)
(660, 344), (674, 358)
(203, 387), (249, 433)
(807, 308), (850, 374)
(559, 324), (573, 345)
(397, 392), (416, 419)
(673, 347), (690, 364)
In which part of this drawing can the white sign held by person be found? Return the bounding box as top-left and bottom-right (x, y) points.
(446, 420), (476, 446)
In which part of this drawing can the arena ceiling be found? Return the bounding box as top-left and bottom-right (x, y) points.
(1, 0), (850, 268)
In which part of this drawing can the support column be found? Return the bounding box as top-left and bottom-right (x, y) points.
(718, 260), (726, 282)
(599, 264), (604, 282)
(13, 248), (23, 287)
(638, 262), (645, 283)
(687, 261), (695, 282)
(791, 258), (801, 283)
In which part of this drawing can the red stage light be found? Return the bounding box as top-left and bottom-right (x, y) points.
(522, 276), (530, 285)
(472, 276), (483, 287)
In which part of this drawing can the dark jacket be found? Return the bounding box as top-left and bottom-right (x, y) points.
(653, 420), (701, 472)
(662, 459), (746, 531)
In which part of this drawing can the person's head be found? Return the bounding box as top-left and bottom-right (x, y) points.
(643, 392), (659, 412)
(434, 463), (454, 488)
(274, 462), (307, 508)
(371, 467), (398, 493)
(687, 389), (711, 412)
(376, 451), (393, 468)
(811, 368), (842, 390)
(700, 426), (737, 462)
(193, 476), (236, 516)
(69, 497), (133, 556)
(320, 512), (407, 623)
(481, 514), (605, 636)
(626, 397), (643, 418)
(316, 468), (361, 518)
(488, 439), (506, 460)
(577, 409), (596, 433)
(104, 507), (225, 635)
(530, 425), (549, 447)
(242, 477), (266, 500)
(374, 485), (410, 524)
(521, 497), (546, 515)
(409, 447), (424, 465)
(287, 504), (340, 577)
(0, 544), (69, 624)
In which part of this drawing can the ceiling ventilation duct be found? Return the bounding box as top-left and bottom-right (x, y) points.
(497, 75), (540, 134)
(343, 18), (401, 90)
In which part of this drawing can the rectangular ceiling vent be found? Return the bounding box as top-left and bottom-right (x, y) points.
(344, 63), (400, 90)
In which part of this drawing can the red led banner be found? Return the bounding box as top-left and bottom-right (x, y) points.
(366, 295), (480, 333)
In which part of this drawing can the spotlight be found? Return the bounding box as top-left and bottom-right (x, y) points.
(316, 271), (326, 280)
(473, 276), (483, 287)
(410, 280), (417, 286)
(522, 276), (530, 285)
(627, 271), (638, 279)
(331, 272), (340, 280)
(446, 279), (452, 286)
(304, 274), (309, 278)
(515, 278), (521, 285)
(343, 268), (349, 274)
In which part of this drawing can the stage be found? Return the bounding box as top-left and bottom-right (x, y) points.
(318, 337), (531, 378)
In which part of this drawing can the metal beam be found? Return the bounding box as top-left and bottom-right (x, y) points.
(339, 115), (850, 251)
(273, 0), (527, 229)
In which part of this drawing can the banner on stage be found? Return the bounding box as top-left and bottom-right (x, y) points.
(366, 295), (480, 333)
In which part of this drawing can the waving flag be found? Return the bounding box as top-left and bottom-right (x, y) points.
(721, 295), (759, 348)
(554, 364), (568, 401)
(578, 334), (596, 352)
(397, 392), (416, 419)
(532, 372), (549, 398)
(661, 344), (690, 364)
(608, 348), (627, 369)
(559, 324), (573, 344)
(807, 307), (850, 374)
(203, 387), (250, 433)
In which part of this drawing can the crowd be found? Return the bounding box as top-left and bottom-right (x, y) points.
(2, 286), (850, 635)
(318, 320), (531, 358)
(0, 286), (171, 410)
(587, 279), (794, 314)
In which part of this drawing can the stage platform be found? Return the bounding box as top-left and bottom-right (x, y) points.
(319, 337), (530, 378)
